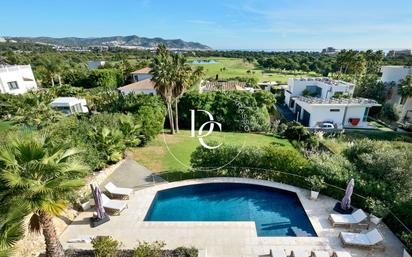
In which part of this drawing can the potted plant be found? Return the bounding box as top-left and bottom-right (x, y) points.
(366, 197), (389, 225)
(305, 175), (326, 200)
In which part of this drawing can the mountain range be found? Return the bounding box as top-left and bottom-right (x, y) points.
(6, 35), (212, 50)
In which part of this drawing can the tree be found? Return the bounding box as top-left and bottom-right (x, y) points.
(36, 55), (64, 87)
(150, 44), (176, 134)
(0, 134), (88, 257)
(400, 75), (412, 97)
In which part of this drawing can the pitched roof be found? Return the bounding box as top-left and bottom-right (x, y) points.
(130, 67), (152, 74)
(118, 79), (156, 91)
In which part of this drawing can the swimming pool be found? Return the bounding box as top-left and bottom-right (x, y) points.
(144, 183), (317, 237)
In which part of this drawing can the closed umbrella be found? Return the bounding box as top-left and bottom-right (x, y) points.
(90, 184), (106, 220)
(341, 178), (354, 210)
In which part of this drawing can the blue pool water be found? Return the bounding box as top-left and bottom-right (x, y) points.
(144, 183), (317, 237)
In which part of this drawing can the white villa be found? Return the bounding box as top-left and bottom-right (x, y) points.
(381, 66), (412, 123)
(118, 67), (157, 95)
(87, 61), (106, 70)
(50, 97), (89, 115)
(285, 78), (379, 128)
(0, 64), (37, 95)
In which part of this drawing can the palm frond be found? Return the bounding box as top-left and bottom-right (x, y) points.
(28, 213), (41, 234)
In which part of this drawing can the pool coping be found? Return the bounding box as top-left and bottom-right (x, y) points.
(134, 177), (323, 237)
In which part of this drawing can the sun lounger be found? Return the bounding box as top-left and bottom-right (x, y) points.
(291, 250), (310, 257)
(67, 235), (95, 243)
(270, 249), (288, 257)
(104, 182), (133, 198)
(329, 209), (367, 227)
(339, 228), (384, 249)
(101, 193), (128, 215)
(311, 251), (330, 257)
(332, 251), (352, 257)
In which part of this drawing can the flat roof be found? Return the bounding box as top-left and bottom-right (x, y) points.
(290, 77), (355, 87)
(294, 96), (380, 106)
(51, 97), (84, 106)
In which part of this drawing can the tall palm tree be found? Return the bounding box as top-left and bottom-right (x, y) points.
(37, 55), (63, 87)
(172, 55), (204, 132)
(150, 44), (176, 134)
(0, 134), (88, 257)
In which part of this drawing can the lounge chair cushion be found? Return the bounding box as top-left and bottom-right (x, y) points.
(270, 249), (287, 257)
(330, 209), (366, 225)
(105, 182), (133, 196)
(312, 251), (329, 257)
(101, 193), (128, 211)
(340, 229), (383, 246)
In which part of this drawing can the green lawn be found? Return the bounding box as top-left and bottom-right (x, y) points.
(187, 57), (319, 83)
(129, 130), (294, 173)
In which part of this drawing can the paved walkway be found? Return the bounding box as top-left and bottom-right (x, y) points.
(101, 158), (165, 190)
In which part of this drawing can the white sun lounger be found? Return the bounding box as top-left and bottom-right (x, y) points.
(270, 249), (288, 257)
(332, 251), (352, 257)
(329, 209), (367, 227)
(291, 250), (310, 257)
(311, 251), (330, 257)
(104, 182), (133, 198)
(101, 193), (128, 215)
(339, 228), (384, 249)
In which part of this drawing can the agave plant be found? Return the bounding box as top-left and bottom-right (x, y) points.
(0, 134), (88, 257)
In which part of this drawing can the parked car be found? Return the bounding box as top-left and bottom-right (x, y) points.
(321, 122), (334, 129)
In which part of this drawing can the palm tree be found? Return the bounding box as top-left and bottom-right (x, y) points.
(172, 55), (204, 132)
(0, 134), (88, 257)
(37, 55), (63, 87)
(0, 206), (26, 257)
(150, 44), (176, 134)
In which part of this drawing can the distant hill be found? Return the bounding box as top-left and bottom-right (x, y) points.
(6, 35), (212, 50)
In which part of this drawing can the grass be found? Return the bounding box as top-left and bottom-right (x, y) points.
(129, 130), (294, 173)
(0, 121), (12, 132)
(321, 129), (412, 153)
(187, 57), (319, 83)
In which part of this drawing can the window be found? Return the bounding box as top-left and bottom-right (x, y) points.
(7, 81), (19, 90)
(363, 107), (370, 121)
(330, 109), (340, 112)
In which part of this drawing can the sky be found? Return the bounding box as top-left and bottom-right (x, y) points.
(1, 0), (412, 50)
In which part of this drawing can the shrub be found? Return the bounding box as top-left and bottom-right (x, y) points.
(305, 175), (326, 192)
(91, 236), (120, 257)
(88, 69), (123, 89)
(366, 197), (390, 218)
(282, 121), (310, 141)
(133, 241), (165, 257)
(173, 247), (198, 257)
(380, 103), (400, 121)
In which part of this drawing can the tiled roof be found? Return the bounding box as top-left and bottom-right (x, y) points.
(118, 79), (156, 91)
(202, 81), (246, 91)
(130, 67), (152, 74)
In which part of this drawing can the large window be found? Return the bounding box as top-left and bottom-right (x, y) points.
(363, 107), (370, 121)
(7, 81), (19, 90)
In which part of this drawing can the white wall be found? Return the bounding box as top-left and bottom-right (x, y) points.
(381, 66), (412, 83)
(0, 65), (37, 95)
(344, 106), (369, 128)
(133, 74), (153, 82)
(287, 78), (354, 99)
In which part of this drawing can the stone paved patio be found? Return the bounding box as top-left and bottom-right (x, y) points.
(60, 176), (405, 257)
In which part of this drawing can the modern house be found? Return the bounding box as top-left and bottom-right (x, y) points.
(200, 81), (246, 93)
(50, 97), (89, 115)
(380, 65), (412, 123)
(0, 64), (38, 95)
(87, 61), (106, 70)
(118, 67), (157, 95)
(284, 78), (379, 128)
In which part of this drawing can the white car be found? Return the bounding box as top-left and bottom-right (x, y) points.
(321, 122), (334, 129)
